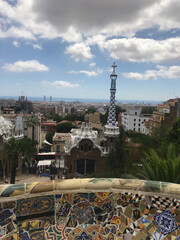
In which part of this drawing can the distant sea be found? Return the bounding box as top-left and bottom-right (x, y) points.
(0, 96), (162, 105)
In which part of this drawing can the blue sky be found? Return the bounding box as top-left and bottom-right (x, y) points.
(0, 0), (180, 101)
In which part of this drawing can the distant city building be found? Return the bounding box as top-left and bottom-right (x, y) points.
(50, 96), (52, 102)
(121, 110), (151, 134)
(146, 98), (180, 134)
(44, 96), (46, 102)
(41, 120), (57, 134)
(1, 108), (15, 114)
(0, 98), (15, 110)
(15, 96), (33, 114)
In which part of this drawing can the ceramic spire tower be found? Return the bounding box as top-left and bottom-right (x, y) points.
(104, 62), (119, 137)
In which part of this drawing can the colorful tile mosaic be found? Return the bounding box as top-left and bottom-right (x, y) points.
(0, 178), (180, 239)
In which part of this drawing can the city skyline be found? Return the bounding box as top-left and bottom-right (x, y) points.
(0, 0), (180, 101)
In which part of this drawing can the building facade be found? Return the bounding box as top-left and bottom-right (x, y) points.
(64, 122), (106, 177)
(121, 110), (151, 134)
(146, 98), (180, 134)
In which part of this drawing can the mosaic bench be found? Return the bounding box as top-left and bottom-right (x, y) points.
(0, 178), (180, 239)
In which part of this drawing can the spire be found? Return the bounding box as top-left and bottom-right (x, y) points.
(104, 62), (119, 137)
(110, 62), (117, 90)
(111, 62), (117, 75)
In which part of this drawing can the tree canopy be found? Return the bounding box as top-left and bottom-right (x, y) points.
(2, 137), (36, 184)
(56, 122), (77, 133)
(26, 114), (40, 142)
(105, 126), (129, 176)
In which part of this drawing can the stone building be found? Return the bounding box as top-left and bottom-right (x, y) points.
(64, 122), (106, 177)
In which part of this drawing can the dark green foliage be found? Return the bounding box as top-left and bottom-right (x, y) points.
(65, 114), (84, 122)
(20, 138), (37, 165)
(105, 126), (129, 176)
(138, 144), (180, 183)
(167, 117), (180, 148)
(126, 130), (157, 149)
(6, 138), (36, 184)
(0, 141), (9, 181)
(46, 130), (55, 144)
(92, 127), (102, 134)
(141, 106), (155, 114)
(26, 114), (40, 142)
(101, 106), (126, 126)
(50, 113), (84, 122)
(56, 122), (77, 133)
(14, 106), (21, 113)
(86, 107), (96, 114)
(100, 112), (108, 126)
(50, 114), (63, 123)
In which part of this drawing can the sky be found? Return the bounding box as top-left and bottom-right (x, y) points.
(0, 0), (180, 101)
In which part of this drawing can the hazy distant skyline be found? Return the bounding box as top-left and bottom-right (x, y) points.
(0, 0), (180, 101)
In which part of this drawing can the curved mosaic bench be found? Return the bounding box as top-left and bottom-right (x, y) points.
(0, 178), (180, 239)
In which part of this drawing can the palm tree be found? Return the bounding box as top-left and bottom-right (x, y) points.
(139, 144), (180, 183)
(26, 114), (40, 143)
(6, 137), (37, 184)
(6, 137), (22, 184)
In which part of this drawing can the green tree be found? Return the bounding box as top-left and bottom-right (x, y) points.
(6, 138), (22, 184)
(6, 138), (37, 184)
(167, 117), (180, 148)
(46, 130), (55, 144)
(50, 114), (63, 123)
(86, 107), (96, 114)
(139, 144), (180, 183)
(65, 114), (84, 122)
(27, 114), (40, 143)
(105, 126), (129, 176)
(126, 130), (157, 150)
(0, 141), (8, 181)
(20, 138), (37, 166)
(56, 122), (77, 133)
(141, 106), (155, 114)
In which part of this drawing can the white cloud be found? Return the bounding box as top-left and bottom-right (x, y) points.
(68, 68), (102, 76)
(80, 68), (102, 76)
(100, 37), (180, 63)
(89, 62), (96, 68)
(0, 0), (166, 41)
(1, 0), (180, 65)
(2, 60), (49, 72)
(13, 41), (20, 47)
(41, 80), (79, 88)
(79, 70), (98, 77)
(68, 71), (78, 74)
(65, 43), (93, 62)
(0, 26), (36, 40)
(32, 44), (42, 50)
(123, 65), (180, 80)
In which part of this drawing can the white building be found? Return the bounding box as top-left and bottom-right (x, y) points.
(121, 110), (151, 134)
(0, 115), (24, 141)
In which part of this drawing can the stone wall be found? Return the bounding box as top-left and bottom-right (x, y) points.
(0, 178), (180, 239)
